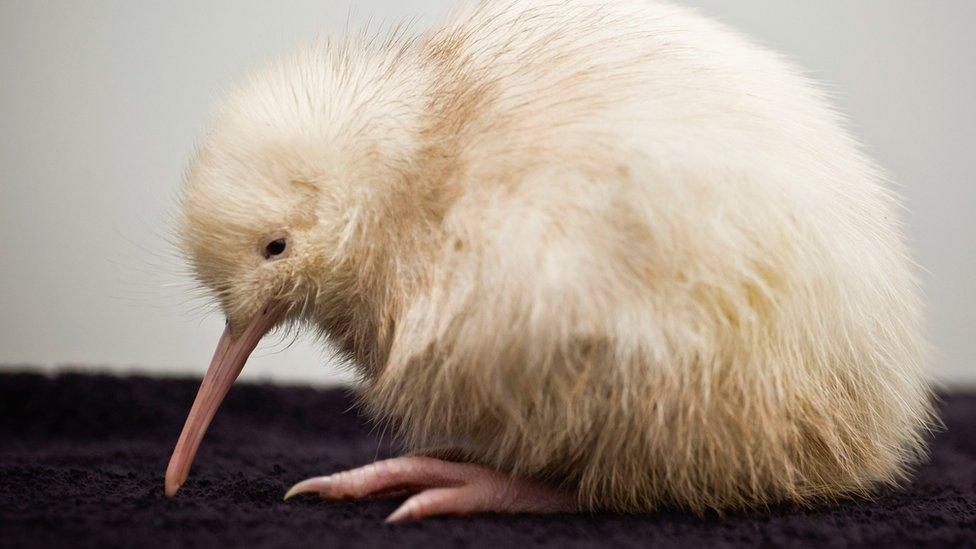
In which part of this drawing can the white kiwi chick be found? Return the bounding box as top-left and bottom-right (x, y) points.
(165, 0), (934, 522)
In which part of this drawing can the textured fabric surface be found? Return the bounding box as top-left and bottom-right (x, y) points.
(0, 372), (973, 548)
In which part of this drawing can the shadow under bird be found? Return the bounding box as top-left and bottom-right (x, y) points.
(165, 0), (934, 523)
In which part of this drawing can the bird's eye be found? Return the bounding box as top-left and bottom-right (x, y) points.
(263, 238), (287, 259)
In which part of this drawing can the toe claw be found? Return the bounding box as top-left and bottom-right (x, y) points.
(384, 504), (413, 524)
(283, 476), (333, 500)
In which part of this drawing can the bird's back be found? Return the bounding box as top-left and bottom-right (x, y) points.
(358, 0), (934, 512)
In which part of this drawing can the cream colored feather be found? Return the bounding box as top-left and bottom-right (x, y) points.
(180, 0), (934, 512)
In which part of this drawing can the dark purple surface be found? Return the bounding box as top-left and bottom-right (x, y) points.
(0, 372), (973, 548)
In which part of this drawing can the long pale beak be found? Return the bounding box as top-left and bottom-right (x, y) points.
(164, 303), (287, 497)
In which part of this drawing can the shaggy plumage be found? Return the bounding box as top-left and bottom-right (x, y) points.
(179, 0), (934, 513)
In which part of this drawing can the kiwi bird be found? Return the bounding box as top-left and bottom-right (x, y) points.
(165, 0), (934, 522)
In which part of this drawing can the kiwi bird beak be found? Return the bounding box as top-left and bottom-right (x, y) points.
(164, 302), (287, 497)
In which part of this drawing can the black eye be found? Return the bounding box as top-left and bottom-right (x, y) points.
(264, 238), (287, 259)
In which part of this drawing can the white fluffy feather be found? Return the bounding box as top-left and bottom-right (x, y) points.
(181, 0), (934, 511)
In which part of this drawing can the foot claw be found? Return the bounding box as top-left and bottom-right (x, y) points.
(283, 475), (332, 500)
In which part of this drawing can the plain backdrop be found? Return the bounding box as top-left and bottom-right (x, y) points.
(1, 1), (973, 386)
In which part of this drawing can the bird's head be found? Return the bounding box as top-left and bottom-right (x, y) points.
(164, 45), (435, 496)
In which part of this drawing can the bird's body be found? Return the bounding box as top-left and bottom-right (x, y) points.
(171, 0), (933, 518)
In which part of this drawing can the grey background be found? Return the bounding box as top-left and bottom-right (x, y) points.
(1, 1), (973, 386)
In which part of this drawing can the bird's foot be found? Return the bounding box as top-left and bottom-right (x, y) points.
(284, 456), (577, 523)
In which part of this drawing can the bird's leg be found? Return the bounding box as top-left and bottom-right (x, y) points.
(284, 456), (578, 523)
